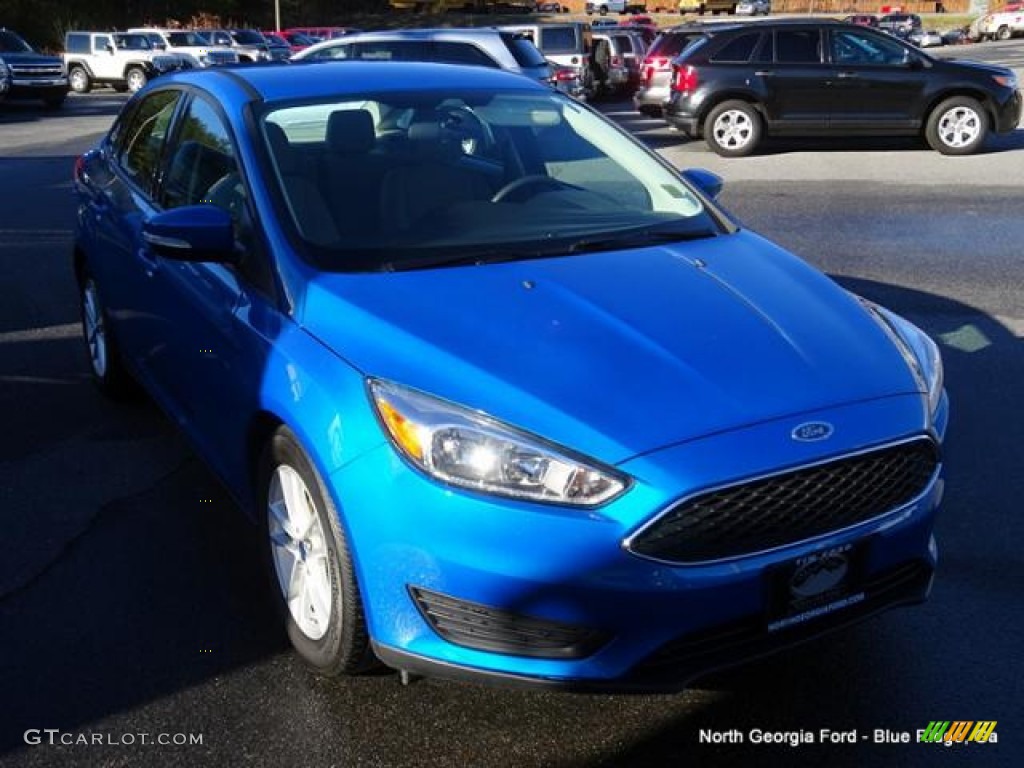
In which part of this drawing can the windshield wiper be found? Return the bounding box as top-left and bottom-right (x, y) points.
(567, 228), (716, 254)
(381, 248), (551, 272)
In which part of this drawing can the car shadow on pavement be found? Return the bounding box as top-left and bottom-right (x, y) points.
(0, 94), (127, 125)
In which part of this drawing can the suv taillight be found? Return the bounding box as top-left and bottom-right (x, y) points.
(671, 64), (698, 93)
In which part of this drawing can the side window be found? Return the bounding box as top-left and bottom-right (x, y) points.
(66, 34), (89, 54)
(830, 29), (907, 66)
(96, 34), (112, 52)
(160, 96), (244, 225)
(711, 32), (761, 63)
(774, 30), (822, 64)
(118, 89), (181, 195)
(753, 32), (774, 64)
(312, 43), (350, 60)
(432, 42), (499, 68)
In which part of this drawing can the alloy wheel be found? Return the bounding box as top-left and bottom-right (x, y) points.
(82, 279), (107, 378)
(936, 106), (981, 150)
(267, 465), (333, 641)
(712, 109), (754, 151)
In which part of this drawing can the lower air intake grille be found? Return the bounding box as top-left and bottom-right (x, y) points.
(629, 438), (939, 563)
(410, 587), (607, 659)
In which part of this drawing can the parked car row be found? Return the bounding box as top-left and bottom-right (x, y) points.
(633, 18), (1021, 156)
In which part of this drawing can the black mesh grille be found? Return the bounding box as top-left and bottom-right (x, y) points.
(629, 439), (939, 563)
(410, 587), (608, 659)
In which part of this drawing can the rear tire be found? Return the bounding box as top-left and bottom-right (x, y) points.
(925, 96), (988, 155)
(259, 427), (376, 677)
(704, 100), (762, 157)
(996, 26), (1011, 41)
(79, 269), (135, 399)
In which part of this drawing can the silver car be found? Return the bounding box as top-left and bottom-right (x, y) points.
(293, 28), (552, 86)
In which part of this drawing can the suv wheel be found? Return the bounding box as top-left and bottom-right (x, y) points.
(996, 25), (1011, 41)
(259, 427), (376, 676)
(68, 66), (91, 94)
(705, 100), (762, 157)
(125, 67), (148, 93)
(925, 96), (988, 156)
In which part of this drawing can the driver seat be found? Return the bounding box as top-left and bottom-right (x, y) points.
(378, 111), (494, 233)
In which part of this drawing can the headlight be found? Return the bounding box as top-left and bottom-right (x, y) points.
(369, 380), (629, 507)
(861, 300), (944, 416)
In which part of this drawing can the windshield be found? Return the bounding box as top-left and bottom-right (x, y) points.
(231, 29), (268, 45)
(114, 34), (152, 51)
(262, 88), (719, 272)
(0, 30), (33, 53)
(167, 31), (210, 47)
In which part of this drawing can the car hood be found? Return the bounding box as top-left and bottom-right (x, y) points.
(935, 57), (1013, 78)
(301, 231), (920, 465)
(1, 51), (63, 65)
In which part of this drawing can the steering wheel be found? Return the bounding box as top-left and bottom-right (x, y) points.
(491, 175), (576, 203)
(437, 105), (496, 157)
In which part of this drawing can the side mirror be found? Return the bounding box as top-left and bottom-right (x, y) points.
(682, 168), (724, 201)
(105, 43), (115, 53)
(142, 205), (237, 263)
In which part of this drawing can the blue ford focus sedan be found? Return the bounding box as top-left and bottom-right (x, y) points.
(73, 61), (947, 690)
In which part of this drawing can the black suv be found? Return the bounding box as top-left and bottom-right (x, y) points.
(663, 19), (1022, 156)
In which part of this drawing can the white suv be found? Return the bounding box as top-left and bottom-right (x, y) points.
(127, 28), (239, 67)
(979, 9), (1024, 40)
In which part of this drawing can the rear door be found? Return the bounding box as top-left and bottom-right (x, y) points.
(758, 27), (830, 132)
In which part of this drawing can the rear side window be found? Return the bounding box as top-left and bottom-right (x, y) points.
(710, 32), (761, 63)
(118, 90), (181, 194)
(432, 42), (498, 68)
(774, 30), (822, 64)
(648, 31), (705, 58)
(310, 43), (350, 60)
(612, 34), (635, 54)
(538, 27), (579, 54)
(502, 33), (547, 68)
(66, 33), (90, 54)
(351, 41), (429, 61)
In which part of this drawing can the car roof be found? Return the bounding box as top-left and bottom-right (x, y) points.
(155, 60), (550, 104)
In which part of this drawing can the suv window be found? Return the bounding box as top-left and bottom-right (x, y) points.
(65, 33), (90, 54)
(1, 29), (36, 53)
(352, 41), (430, 61)
(711, 32), (761, 63)
(95, 34), (112, 52)
(830, 28), (907, 66)
(118, 90), (181, 193)
(648, 30), (706, 59)
(433, 42), (498, 68)
(538, 27), (579, 54)
(774, 30), (821, 64)
(502, 34), (547, 68)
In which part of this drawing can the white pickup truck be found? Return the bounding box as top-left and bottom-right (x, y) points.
(127, 28), (240, 68)
(978, 9), (1024, 40)
(585, 1), (648, 15)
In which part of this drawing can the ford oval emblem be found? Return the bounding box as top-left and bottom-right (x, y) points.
(791, 421), (834, 442)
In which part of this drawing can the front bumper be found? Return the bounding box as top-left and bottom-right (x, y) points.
(333, 393), (946, 689)
(994, 88), (1023, 134)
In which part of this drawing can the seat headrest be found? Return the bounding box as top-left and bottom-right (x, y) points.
(264, 122), (295, 174)
(327, 109), (375, 155)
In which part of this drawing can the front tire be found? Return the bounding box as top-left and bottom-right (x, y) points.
(925, 96), (988, 155)
(68, 66), (91, 94)
(125, 66), (148, 93)
(704, 100), (762, 157)
(996, 25), (1011, 41)
(259, 427), (374, 676)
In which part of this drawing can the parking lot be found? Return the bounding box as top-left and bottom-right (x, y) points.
(2, 41), (1022, 766)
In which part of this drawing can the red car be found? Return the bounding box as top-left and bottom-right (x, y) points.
(263, 30), (313, 53)
(843, 14), (880, 27)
